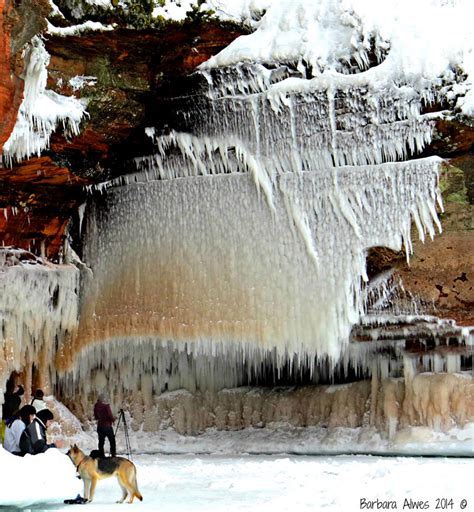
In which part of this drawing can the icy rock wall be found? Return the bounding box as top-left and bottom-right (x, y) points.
(146, 383), (373, 434)
(400, 370), (474, 432)
(55, 334), (473, 435)
(0, 262), (79, 396)
(62, 373), (473, 436)
(154, 374), (473, 435)
(2, 36), (86, 165)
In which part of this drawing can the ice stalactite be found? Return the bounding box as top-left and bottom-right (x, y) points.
(1, 37), (86, 165)
(0, 252), (79, 397)
(55, 334), (399, 404)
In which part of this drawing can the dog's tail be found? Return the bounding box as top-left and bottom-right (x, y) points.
(132, 467), (143, 502)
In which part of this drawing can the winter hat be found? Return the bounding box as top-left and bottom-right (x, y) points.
(98, 393), (110, 404)
(36, 408), (54, 424)
(34, 389), (44, 399)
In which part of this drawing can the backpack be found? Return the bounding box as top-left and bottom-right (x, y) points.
(19, 419), (48, 454)
(19, 428), (34, 455)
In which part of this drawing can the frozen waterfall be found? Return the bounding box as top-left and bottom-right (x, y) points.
(72, 47), (446, 377)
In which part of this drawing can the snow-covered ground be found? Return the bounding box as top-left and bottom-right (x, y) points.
(122, 423), (474, 457)
(2, 401), (473, 510)
(0, 448), (472, 511)
(1, 416), (473, 510)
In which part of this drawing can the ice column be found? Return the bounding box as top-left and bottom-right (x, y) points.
(0, 261), (79, 395)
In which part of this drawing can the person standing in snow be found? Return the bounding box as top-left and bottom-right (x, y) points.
(4, 405), (36, 455)
(93, 394), (116, 457)
(30, 389), (47, 412)
(19, 408), (64, 455)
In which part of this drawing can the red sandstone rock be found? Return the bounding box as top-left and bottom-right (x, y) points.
(0, 0), (24, 152)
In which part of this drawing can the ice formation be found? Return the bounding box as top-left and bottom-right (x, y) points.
(2, 37), (86, 165)
(199, 0), (474, 115)
(0, 255), (79, 397)
(46, 20), (114, 37)
(55, 0), (474, 430)
(76, 0), (450, 370)
(77, 158), (442, 365)
(61, 357), (474, 436)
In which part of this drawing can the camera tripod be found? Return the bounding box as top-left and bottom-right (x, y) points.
(114, 408), (133, 460)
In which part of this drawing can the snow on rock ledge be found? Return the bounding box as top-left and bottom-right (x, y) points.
(201, 0), (474, 115)
(2, 37), (86, 165)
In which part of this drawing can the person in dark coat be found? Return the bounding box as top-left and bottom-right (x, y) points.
(19, 408), (63, 455)
(93, 394), (116, 457)
(1, 379), (24, 444)
(2, 380), (24, 422)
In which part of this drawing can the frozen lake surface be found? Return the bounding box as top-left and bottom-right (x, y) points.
(1, 452), (472, 511)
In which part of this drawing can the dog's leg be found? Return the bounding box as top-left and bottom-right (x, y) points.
(116, 475), (128, 504)
(83, 478), (91, 502)
(89, 477), (98, 503)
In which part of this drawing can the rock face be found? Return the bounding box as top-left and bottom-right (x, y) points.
(0, 0), (49, 150)
(394, 160), (474, 325)
(0, 2), (244, 257)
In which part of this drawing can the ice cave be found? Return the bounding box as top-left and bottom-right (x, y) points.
(0, 0), (473, 456)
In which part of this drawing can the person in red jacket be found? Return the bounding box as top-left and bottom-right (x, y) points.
(93, 394), (116, 457)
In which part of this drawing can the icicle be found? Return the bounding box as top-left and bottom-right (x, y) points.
(78, 202), (86, 235)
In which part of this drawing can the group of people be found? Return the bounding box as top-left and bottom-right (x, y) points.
(2, 378), (118, 459)
(2, 381), (63, 456)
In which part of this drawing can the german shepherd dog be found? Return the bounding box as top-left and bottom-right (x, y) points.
(66, 444), (143, 503)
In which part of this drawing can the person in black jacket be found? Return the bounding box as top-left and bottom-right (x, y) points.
(1, 378), (24, 444)
(2, 379), (24, 421)
(20, 409), (64, 455)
